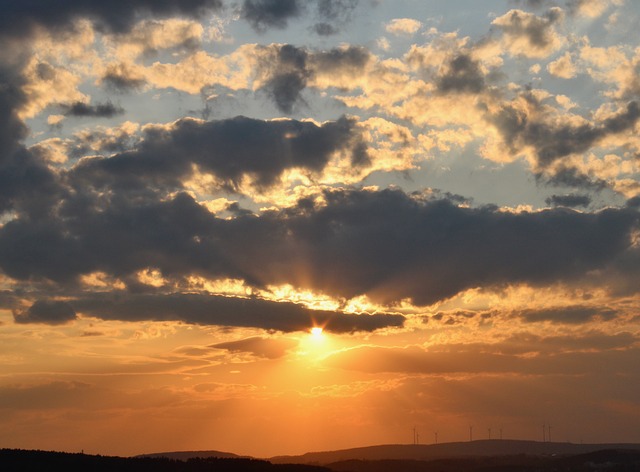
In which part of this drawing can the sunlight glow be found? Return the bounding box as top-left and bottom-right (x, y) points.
(311, 327), (324, 338)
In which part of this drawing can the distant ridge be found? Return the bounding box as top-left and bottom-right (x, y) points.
(136, 450), (245, 460)
(0, 449), (329, 472)
(4, 447), (639, 472)
(269, 440), (640, 464)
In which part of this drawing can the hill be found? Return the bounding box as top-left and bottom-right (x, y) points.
(269, 440), (640, 464)
(4, 445), (640, 472)
(136, 449), (244, 460)
(325, 449), (640, 472)
(0, 449), (328, 472)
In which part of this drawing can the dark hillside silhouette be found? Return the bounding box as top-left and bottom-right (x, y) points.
(4, 445), (640, 472)
(270, 439), (640, 464)
(0, 449), (329, 472)
(137, 450), (244, 460)
(324, 450), (640, 472)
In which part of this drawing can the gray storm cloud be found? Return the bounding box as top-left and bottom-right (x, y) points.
(0, 188), (637, 308)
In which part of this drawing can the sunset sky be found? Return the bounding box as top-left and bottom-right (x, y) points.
(1, 0), (640, 458)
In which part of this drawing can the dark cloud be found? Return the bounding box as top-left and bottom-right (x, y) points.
(101, 63), (147, 93)
(0, 0), (223, 38)
(261, 45), (310, 113)
(211, 336), (298, 358)
(241, 0), (358, 34)
(258, 44), (371, 113)
(236, 189), (636, 305)
(310, 45), (370, 75)
(518, 305), (618, 324)
(437, 54), (486, 94)
(627, 196), (640, 209)
(0, 65), (29, 164)
(0, 46), (72, 218)
(491, 99), (640, 168)
(313, 0), (358, 35)
(67, 127), (140, 160)
(70, 115), (366, 191)
(539, 166), (609, 191)
(70, 292), (404, 333)
(545, 194), (592, 208)
(241, 0), (301, 32)
(313, 22), (338, 36)
(14, 300), (77, 325)
(2, 188), (637, 307)
(62, 101), (125, 118)
(430, 310), (479, 325)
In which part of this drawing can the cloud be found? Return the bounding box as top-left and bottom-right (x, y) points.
(256, 44), (371, 113)
(545, 194), (592, 207)
(490, 94), (640, 168)
(0, 291), (21, 310)
(0, 66), (62, 216)
(566, 0), (613, 18)
(313, 0), (358, 35)
(259, 44), (310, 113)
(242, 0), (301, 32)
(312, 23), (337, 36)
(547, 51), (577, 78)
(627, 196), (640, 208)
(577, 43), (640, 100)
(107, 18), (204, 59)
(62, 101), (125, 118)
(436, 54), (486, 94)
(312, 44), (370, 71)
(491, 8), (565, 58)
(241, 0), (359, 34)
(70, 292), (404, 333)
(1, 188), (637, 306)
(14, 300), (77, 325)
(0, 64), (29, 164)
(540, 166), (609, 191)
(0, 0), (223, 38)
(385, 18), (422, 35)
(101, 63), (147, 92)
(211, 336), (298, 358)
(517, 305), (618, 323)
(70, 115), (367, 192)
(325, 340), (640, 375)
(0, 382), (96, 410)
(21, 60), (87, 119)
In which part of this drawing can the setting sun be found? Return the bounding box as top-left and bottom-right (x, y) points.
(310, 327), (324, 338)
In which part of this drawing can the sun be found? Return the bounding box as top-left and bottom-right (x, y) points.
(310, 327), (324, 338)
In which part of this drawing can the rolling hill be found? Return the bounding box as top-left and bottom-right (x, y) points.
(269, 439), (640, 464)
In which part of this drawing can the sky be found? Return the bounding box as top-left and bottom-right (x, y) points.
(1, 0), (640, 458)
